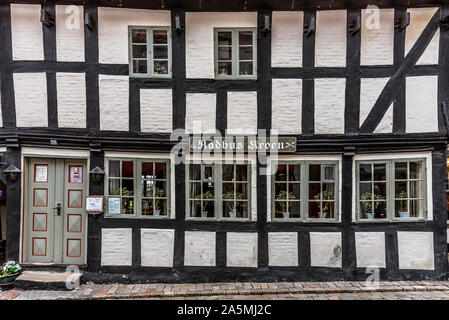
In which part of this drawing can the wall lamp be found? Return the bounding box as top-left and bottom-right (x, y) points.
(84, 12), (95, 30)
(395, 12), (410, 31)
(304, 15), (316, 36)
(175, 15), (184, 35)
(349, 14), (361, 35)
(261, 14), (271, 36)
(90, 166), (105, 183)
(40, 9), (55, 28)
(3, 165), (21, 183)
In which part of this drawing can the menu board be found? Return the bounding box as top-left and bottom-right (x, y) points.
(85, 196), (104, 214)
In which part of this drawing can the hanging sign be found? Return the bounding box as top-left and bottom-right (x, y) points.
(190, 137), (297, 153)
(85, 196), (104, 214)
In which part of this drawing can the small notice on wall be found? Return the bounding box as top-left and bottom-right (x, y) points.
(85, 196), (104, 214)
(108, 197), (121, 215)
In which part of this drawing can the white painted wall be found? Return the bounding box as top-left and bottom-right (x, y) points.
(315, 10), (347, 67)
(56, 73), (86, 128)
(361, 9), (394, 65)
(310, 232), (342, 268)
(226, 232), (258, 268)
(184, 231), (216, 266)
(314, 78), (346, 134)
(56, 5), (85, 62)
(355, 232), (386, 268)
(360, 77), (392, 133)
(141, 229), (174, 267)
(226, 91), (257, 135)
(268, 232), (298, 267)
(14, 73), (48, 127)
(99, 75), (129, 131)
(397, 231), (434, 270)
(11, 4), (44, 61)
(98, 8), (171, 64)
(271, 79), (302, 134)
(185, 12), (257, 79)
(185, 93), (216, 134)
(271, 11), (303, 68)
(406, 76), (438, 133)
(140, 89), (173, 133)
(101, 228), (132, 266)
(406, 8), (439, 65)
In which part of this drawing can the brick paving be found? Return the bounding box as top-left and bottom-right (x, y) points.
(2, 281), (449, 300)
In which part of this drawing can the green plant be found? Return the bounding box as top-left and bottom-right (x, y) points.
(222, 190), (244, 212)
(1, 261), (21, 277)
(275, 190), (296, 212)
(396, 190), (408, 211)
(110, 187), (134, 197)
(313, 190), (334, 212)
(194, 191), (214, 212)
(360, 192), (385, 213)
(154, 187), (166, 211)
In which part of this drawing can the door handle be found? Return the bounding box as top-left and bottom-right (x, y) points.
(54, 203), (61, 216)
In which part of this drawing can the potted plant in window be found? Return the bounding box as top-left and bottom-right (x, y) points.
(313, 190), (334, 219)
(153, 187), (166, 216)
(0, 261), (22, 288)
(360, 192), (384, 219)
(194, 191), (214, 218)
(396, 190), (409, 218)
(222, 190), (244, 218)
(275, 190), (296, 219)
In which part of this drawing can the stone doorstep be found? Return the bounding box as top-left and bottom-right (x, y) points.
(14, 271), (82, 291)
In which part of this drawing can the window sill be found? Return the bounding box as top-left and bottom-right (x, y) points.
(355, 218), (427, 223)
(186, 217), (251, 222)
(104, 214), (172, 219)
(270, 218), (339, 223)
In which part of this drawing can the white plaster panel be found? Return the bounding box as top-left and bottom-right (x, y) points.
(271, 11), (303, 68)
(315, 10), (347, 67)
(271, 79), (302, 134)
(406, 76), (438, 133)
(398, 231), (434, 270)
(14, 73), (48, 127)
(11, 4), (44, 61)
(185, 93), (216, 134)
(98, 8), (171, 64)
(355, 232), (386, 268)
(56, 5), (85, 62)
(140, 89), (173, 133)
(184, 231), (216, 266)
(226, 232), (258, 268)
(310, 232), (342, 268)
(185, 12), (257, 79)
(141, 229), (174, 267)
(101, 228), (132, 266)
(361, 9), (394, 65)
(226, 91), (257, 135)
(360, 77), (392, 133)
(268, 232), (298, 267)
(99, 75), (129, 131)
(56, 73), (86, 128)
(406, 8), (439, 65)
(314, 78), (346, 134)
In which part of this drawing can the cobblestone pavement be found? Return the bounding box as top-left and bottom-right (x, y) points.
(3, 281), (449, 300)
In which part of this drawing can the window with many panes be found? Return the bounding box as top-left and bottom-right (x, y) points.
(214, 28), (257, 79)
(356, 159), (427, 221)
(187, 162), (251, 220)
(129, 26), (171, 77)
(272, 161), (339, 222)
(106, 159), (170, 218)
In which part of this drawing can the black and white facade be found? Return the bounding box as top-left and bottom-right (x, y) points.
(0, 0), (448, 282)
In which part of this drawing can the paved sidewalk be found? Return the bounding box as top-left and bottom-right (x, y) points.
(3, 281), (449, 300)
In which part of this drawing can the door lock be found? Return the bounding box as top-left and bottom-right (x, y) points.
(54, 202), (61, 216)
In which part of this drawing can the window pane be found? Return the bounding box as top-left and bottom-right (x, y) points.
(153, 30), (167, 44)
(359, 183), (372, 198)
(218, 47), (232, 60)
(374, 201), (387, 219)
(203, 201), (214, 217)
(132, 29), (146, 43)
(223, 183), (234, 199)
(122, 198), (134, 215)
(223, 201), (235, 218)
(109, 161), (120, 177)
(109, 179), (120, 195)
(410, 181), (423, 199)
(142, 199), (153, 216)
(133, 60), (147, 74)
(239, 61), (253, 75)
(154, 199), (167, 216)
(132, 45), (147, 58)
(309, 164), (321, 181)
(122, 179), (134, 196)
(236, 201), (248, 218)
(321, 202), (334, 219)
(218, 62), (232, 76)
(373, 164), (386, 181)
(410, 199), (423, 217)
(323, 183), (335, 200)
(222, 165), (234, 181)
(410, 162), (422, 179)
(324, 165), (334, 180)
(395, 162), (408, 180)
(236, 182), (248, 200)
(142, 162), (153, 178)
(395, 181), (408, 197)
(275, 201), (287, 218)
(360, 201), (373, 217)
(155, 162), (166, 179)
(395, 199), (409, 218)
(239, 31), (253, 45)
(289, 164), (300, 182)
(204, 166), (214, 180)
(236, 165), (247, 181)
(308, 202), (319, 218)
(374, 182), (387, 199)
(154, 60), (168, 74)
(275, 183), (287, 199)
(290, 183), (300, 200)
(275, 165), (287, 181)
(122, 161), (133, 177)
(141, 180), (154, 197)
(218, 32), (232, 45)
(202, 182), (214, 197)
(190, 200), (202, 217)
(289, 201), (301, 219)
(359, 164), (372, 181)
(239, 46), (253, 60)
(309, 183), (321, 200)
(189, 182), (201, 198)
(155, 180), (167, 197)
(153, 45), (168, 59)
(189, 164), (201, 180)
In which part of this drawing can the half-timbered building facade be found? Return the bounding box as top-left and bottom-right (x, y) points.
(0, 0), (448, 282)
